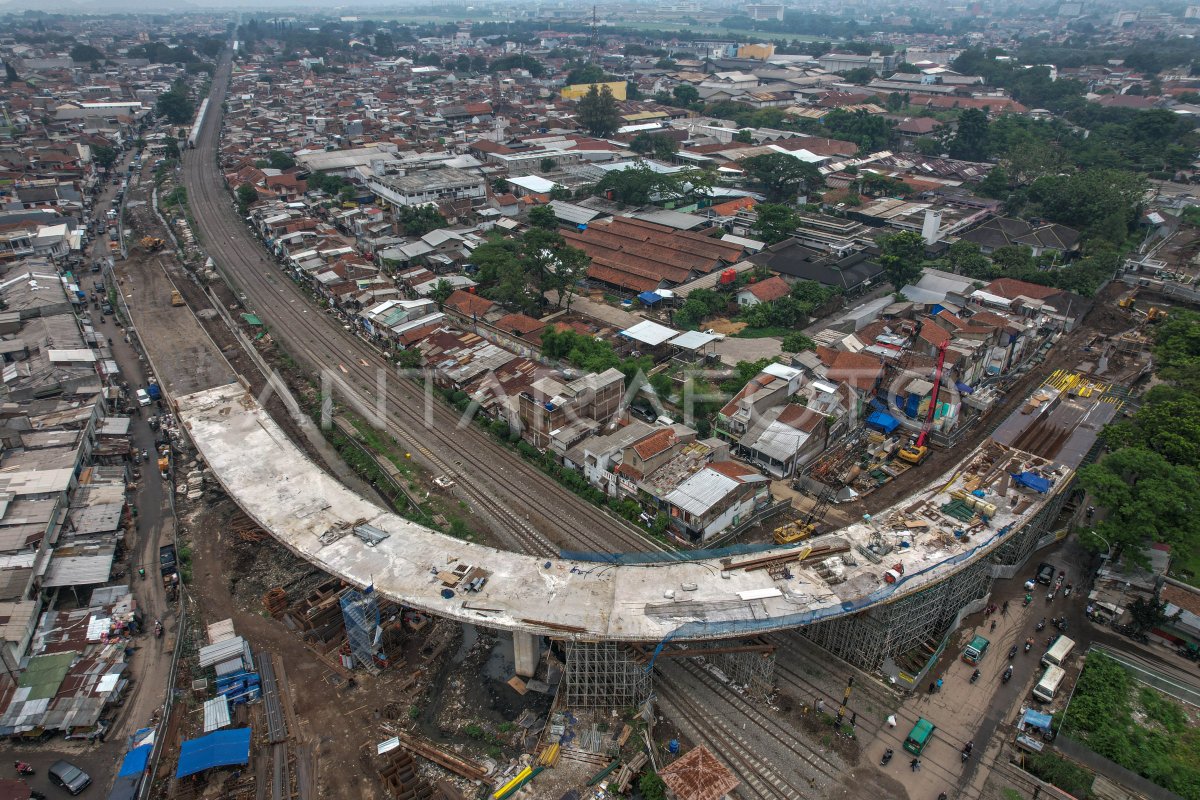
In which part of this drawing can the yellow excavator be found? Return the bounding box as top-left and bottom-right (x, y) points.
(775, 487), (833, 545)
(140, 236), (165, 252)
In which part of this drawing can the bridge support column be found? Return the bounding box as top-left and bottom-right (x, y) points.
(513, 631), (540, 678)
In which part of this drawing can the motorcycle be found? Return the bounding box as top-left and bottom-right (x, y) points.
(1024, 638), (1033, 653)
(1008, 645), (1018, 660)
(13, 762), (34, 776)
(1023, 594), (1033, 607)
(1054, 618), (1069, 633)
(1064, 584), (1073, 598)
(1002, 665), (1013, 683)
(970, 669), (980, 684)
(880, 748), (893, 766)
(154, 619), (162, 638)
(961, 742), (974, 762)
(1035, 618), (1046, 632)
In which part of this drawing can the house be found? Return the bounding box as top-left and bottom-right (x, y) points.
(750, 240), (883, 295)
(735, 275), (791, 306)
(517, 369), (625, 450)
(737, 403), (830, 478)
(663, 461), (770, 542)
(958, 217), (1081, 258)
(442, 289), (496, 323)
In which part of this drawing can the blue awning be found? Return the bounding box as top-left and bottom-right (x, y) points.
(1012, 472), (1050, 493)
(118, 744), (152, 777)
(865, 410), (900, 434)
(956, 381), (974, 394)
(638, 291), (663, 305)
(176, 728), (252, 778)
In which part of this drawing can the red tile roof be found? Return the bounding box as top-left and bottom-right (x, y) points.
(827, 351), (884, 392)
(632, 429), (677, 459)
(444, 289), (495, 318)
(919, 319), (952, 347)
(743, 275), (791, 303)
(985, 277), (1060, 301)
(493, 313), (545, 336)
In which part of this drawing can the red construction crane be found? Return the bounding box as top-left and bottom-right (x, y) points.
(898, 339), (948, 465)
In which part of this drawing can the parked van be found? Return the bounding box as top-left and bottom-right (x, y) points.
(962, 634), (990, 665)
(903, 717), (936, 755)
(1041, 635), (1075, 668)
(1032, 664), (1066, 702)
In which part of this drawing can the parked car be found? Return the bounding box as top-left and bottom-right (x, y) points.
(48, 760), (91, 795)
(1036, 562), (1056, 585)
(136, 389), (151, 407)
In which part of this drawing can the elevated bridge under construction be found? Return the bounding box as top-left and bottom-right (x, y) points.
(177, 372), (1115, 705)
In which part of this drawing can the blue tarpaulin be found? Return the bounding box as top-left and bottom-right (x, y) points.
(865, 410), (900, 434)
(638, 291), (663, 305)
(1022, 709), (1053, 731)
(1012, 471), (1051, 493)
(176, 728), (252, 778)
(956, 381), (974, 394)
(118, 744), (152, 777)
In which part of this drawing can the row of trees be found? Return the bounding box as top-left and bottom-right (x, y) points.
(1079, 311), (1200, 567)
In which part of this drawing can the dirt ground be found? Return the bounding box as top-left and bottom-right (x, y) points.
(706, 316), (748, 335)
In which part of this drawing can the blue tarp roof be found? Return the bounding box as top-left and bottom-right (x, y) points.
(865, 410), (900, 434)
(118, 744), (152, 777)
(1022, 709), (1053, 731)
(1012, 471), (1051, 493)
(638, 291), (663, 305)
(956, 381), (974, 394)
(176, 728), (252, 778)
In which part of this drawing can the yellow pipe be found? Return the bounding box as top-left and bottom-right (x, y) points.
(494, 766), (532, 800)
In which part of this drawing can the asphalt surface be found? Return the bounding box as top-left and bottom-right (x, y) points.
(180, 53), (659, 557)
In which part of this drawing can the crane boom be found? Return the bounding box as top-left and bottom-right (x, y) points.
(915, 340), (948, 449)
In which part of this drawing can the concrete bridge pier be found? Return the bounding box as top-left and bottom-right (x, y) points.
(513, 630), (541, 678)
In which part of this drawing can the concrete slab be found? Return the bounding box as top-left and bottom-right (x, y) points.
(177, 383), (1084, 642)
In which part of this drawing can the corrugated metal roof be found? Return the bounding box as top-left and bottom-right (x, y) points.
(665, 469), (738, 517)
(203, 696), (231, 733)
(207, 619), (236, 645)
(198, 636), (245, 668)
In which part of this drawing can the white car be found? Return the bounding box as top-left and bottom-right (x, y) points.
(136, 389), (151, 407)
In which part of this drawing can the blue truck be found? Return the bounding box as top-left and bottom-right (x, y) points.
(146, 382), (161, 401)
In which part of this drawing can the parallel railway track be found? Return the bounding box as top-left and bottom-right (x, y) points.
(181, 56), (663, 559)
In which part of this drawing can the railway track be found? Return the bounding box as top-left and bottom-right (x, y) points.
(181, 56), (662, 558)
(663, 658), (848, 789)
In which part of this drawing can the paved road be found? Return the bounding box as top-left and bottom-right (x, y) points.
(180, 54), (655, 556)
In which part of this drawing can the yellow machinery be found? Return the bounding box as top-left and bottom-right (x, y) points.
(140, 236), (165, 251)
(1117, 289), (1138, 310)
(775, 487), (833, 545)
(897, 440), (930, 465)
(170, 290), (184, 307)
(1147, 306), (1168, 322)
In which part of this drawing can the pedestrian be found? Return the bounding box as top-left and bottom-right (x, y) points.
(991, 620), (997, 632)
(910, 757), (920, 772)
(850, 712), (857, 727)
(815, 699), (825, 713)
(1002, 600), (1009, 615)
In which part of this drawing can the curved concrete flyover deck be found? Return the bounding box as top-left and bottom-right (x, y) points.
(178, 382), (1083, 643)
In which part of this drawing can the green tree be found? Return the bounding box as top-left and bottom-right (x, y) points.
(741, 153), (823, 202)
(576, 84), (621, 137)
(991, 245), (1035, 276)
(640, 772), (666, 800)
(781, 332), (815, 352)
(70, 44), (105, 62)
(156, 84), (194, 125)
(594, 164), (699, 205)
(944, 239), (992, 279)
(948, 108), (990, 161)
(672, 84), (701, 107)
(841, 67), (876, 84)
(566, 63), (608, 85)
(976, 166), (1009, 199)
(1027, 169), (1147, 246)
(734, 128), (754, 143)
(751, 203), (800, 245)
(267, 150), (295, 170)
(629, 132), (679, 159)
(236, 182), (258, 213)
(396, 204), (447, 236)
(1078, 446), (1200, 566)
(163, 136), (180, 160)
(823, 109), (893, 151)
(540, 157), (556, 173)
(528, 205), (559, 230)
(91, 144), (118, 170)
(877, 230), (926, 289)
(430, 279), (454, 307)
